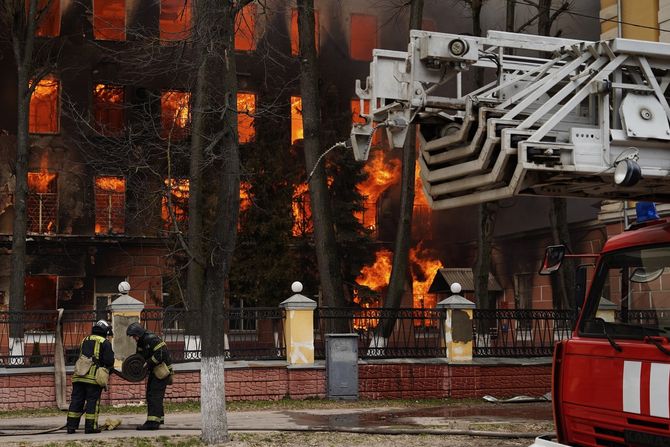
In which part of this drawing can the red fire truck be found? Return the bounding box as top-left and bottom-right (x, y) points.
(532, 202), (670, 446)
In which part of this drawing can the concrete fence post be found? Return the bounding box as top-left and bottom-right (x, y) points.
(596, 297), (617, 323)
(437, 283), (476, 362)
(279, 281), (317, 365)
(108, 281), (144, 368)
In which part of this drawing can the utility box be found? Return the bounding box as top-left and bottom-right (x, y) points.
(325, 334), (359, 400)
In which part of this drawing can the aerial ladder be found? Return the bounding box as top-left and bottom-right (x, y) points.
(351, 30), (670, 210)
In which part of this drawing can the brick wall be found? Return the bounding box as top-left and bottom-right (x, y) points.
(0, 361), (551, 410)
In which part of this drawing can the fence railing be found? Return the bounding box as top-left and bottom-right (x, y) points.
(473, 309), (578, 357)
(141, 307), (285, 362)
(314, 307), (446, 359)
(0, 307), (586, 367)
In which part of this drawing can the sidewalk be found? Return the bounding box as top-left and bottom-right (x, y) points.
(0, 402), (554, 444)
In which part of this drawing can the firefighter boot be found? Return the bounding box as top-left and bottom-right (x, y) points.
(84, 420), (101, 434)
(66, 416), (80, 434)
(136, 421), (160, 431)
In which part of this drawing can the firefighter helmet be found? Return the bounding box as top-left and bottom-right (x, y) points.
(93, 319), (113, 336)
(126, 322), (146, 338)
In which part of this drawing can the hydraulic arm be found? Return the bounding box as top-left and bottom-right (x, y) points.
(351, 30), (670, 209)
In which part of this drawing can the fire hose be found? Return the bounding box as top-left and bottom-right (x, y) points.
(0, 355), (147, 437)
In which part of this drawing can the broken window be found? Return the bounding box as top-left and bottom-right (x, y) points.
(27, 167), (57, 234)
(350, 14), (377, 61)
(292, 183), (312, 236)
(235, 3), (256, 51)
(161, 90), (190, 139)
(290, 96), (303, 144)
(29, 77), (59, 134)
(351, 98), (381, 146)
(31, 0), (60, 37)
(290, 8), (319, 56)
(160, 0), (191, 41)
(237, 92), (256, 144)
(95, 176), (126, 235)
(93, 84), (125, 135)
(162, 178), (189, 231)
(25, 276), (57, 311)
(94, 0), (125, 41)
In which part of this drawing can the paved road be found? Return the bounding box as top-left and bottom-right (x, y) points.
(0, 402), (555, 444)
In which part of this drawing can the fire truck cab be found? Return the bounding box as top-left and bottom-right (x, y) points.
(533, 203), (670, 447)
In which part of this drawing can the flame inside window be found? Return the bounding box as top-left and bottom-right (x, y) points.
(160, 0), (191, 41)
(95, 176), (126, 235)
(162, 178), (189, 231)
(161, 91), (190, 139)
(238, 93), (256, 144)
(292, 183), (312, 236)
(94, 0), (125, 41)
(290, 8), (319, 56)
(29, 78), (59, 134)
(240, 181), (252, 213)
(350, 14), (377, 61)
(93, 84), (125, 135)
(27, 158), (57, 234)
(235, 3), (256, 51)
(290, 96), (303, 144)
(31, 0), (61, 37)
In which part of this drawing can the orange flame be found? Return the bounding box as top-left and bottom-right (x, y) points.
(413, 162), (428, 207)
(357, 149), (401, 204)
(95, 176), (125, 192)
(409, 243), (441, 309)
(240, 181), (251, 213)
(28, 155), (56, 193)
(292, 183), (312, 236)
(291, 96), (303, 143)
(162, 178), (189, 223)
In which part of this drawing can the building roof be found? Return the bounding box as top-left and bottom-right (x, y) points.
(428, 268), (502, 293)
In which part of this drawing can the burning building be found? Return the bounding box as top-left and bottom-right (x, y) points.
(0, 0), (603, 318)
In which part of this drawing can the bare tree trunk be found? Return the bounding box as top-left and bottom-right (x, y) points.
(536, 1), (576, 309)
(196, 0), (248, 443)
(474, 202), (495, 308)
(186, 9), (207, 317)
(538, 0), (552, 36)
(469, 0), (496, 309)
(297, 0), (345, 312)
(506, 0), (515, 32)
(8, 0), (39, 339)
(381, 0), (422, 338)
(549, 198), (574, 309)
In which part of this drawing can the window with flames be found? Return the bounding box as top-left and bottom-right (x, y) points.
(162, 178), (189, 232)
(95, 176), (126, 235)
(93, 0), (125, 41)
(29, 77), (59, 134)
(93, 84), (125, 135)
(160, 0), (191, 41)
(33, 0), (61, 37)
(27, 170), (57, 234)
(161, 90), (191, 139)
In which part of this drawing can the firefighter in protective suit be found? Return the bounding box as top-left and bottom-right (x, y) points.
(126, 322), (173, 430)
(66, 320), (115, 434)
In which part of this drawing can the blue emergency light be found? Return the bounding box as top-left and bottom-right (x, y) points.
(635, 202), (659, 223)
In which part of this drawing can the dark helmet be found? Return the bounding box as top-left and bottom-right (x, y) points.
(126, 322), (146, 338)
(93, 319), (113, 337)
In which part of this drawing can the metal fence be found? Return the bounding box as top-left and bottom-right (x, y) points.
(0, 306), (586, 367)
(0, 310), (108, 367)
(141, 307), (285, 362)
(473, 309), (577, 357)
(314, 307), (446, 359)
